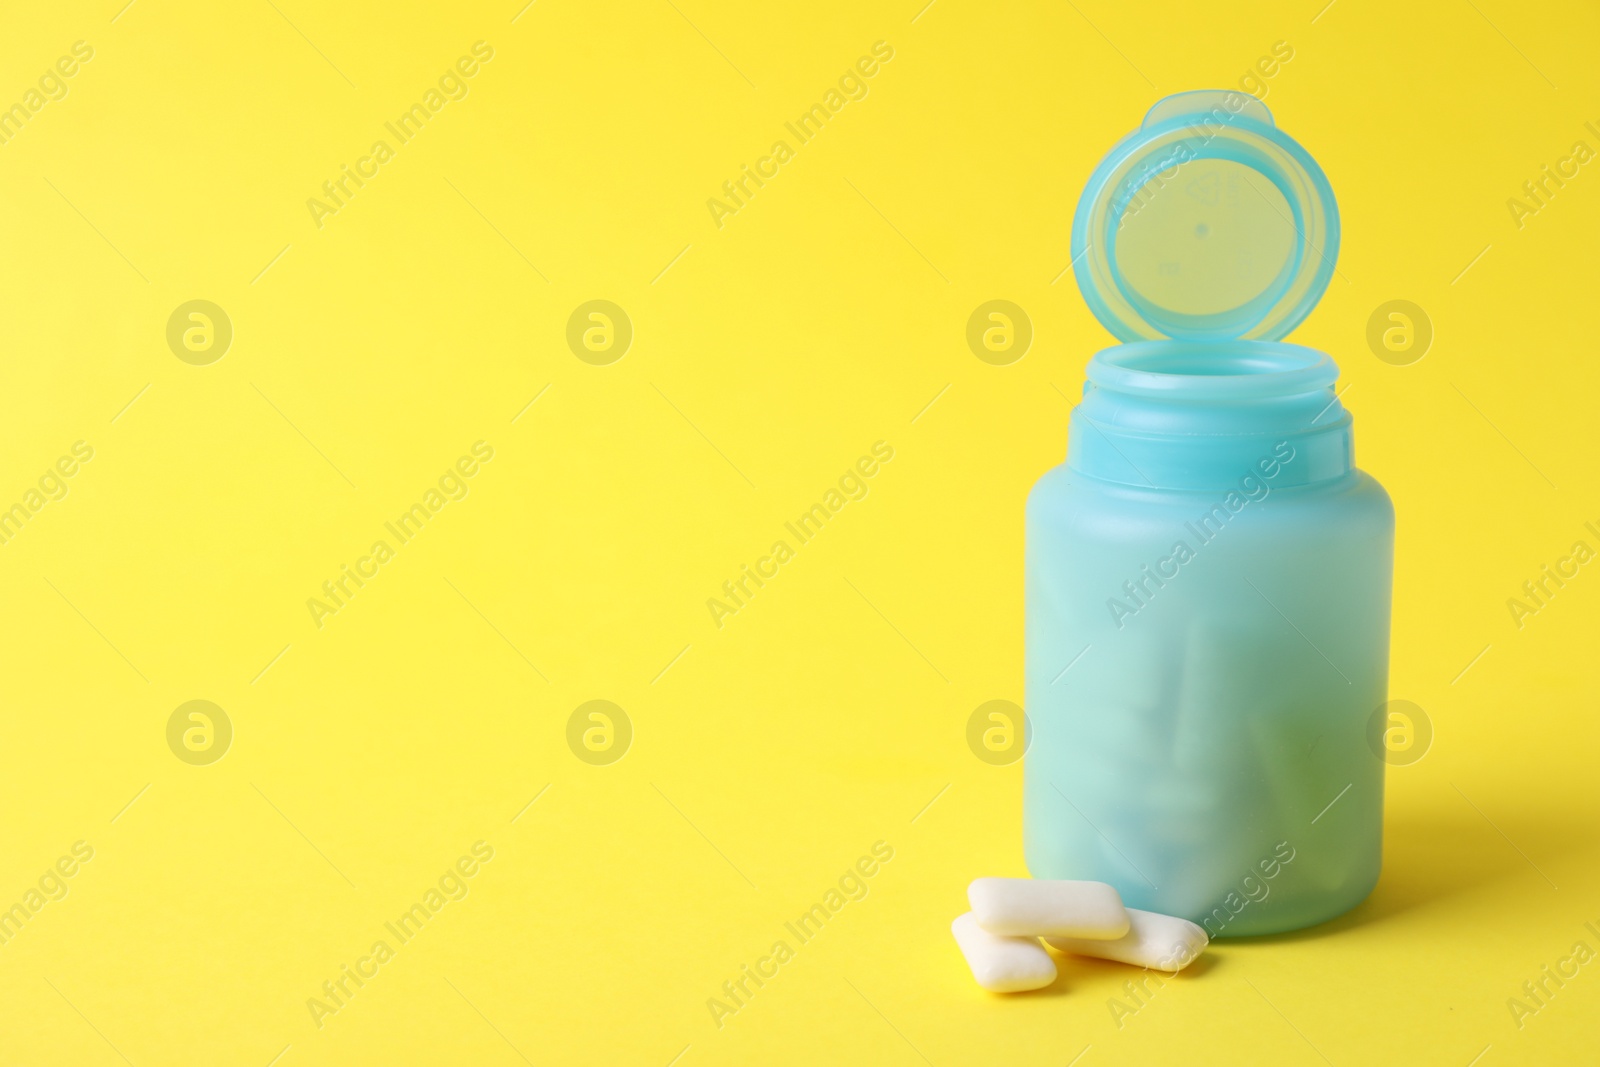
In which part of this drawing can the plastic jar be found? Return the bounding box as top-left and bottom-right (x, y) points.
(1023, 92), (1394, 936)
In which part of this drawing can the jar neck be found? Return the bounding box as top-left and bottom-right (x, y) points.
(1066, 341), (1353, 490)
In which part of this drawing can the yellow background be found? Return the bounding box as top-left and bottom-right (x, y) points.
(2, 0), (1598, 1063)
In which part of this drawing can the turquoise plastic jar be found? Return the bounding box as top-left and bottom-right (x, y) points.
(1024, 92), (1394, 936)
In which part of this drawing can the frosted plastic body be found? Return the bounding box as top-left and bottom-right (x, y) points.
(1023, 341), (1393, 937)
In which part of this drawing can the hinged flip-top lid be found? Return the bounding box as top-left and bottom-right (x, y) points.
(1070, 90), (1339, 343)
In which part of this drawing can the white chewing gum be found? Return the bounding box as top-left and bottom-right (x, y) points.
(951, 912), (1057, 993)
(968, 877), (1130, 939)
(1045, 907), (1208, 972)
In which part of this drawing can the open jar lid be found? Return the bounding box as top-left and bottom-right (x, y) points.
(1069, 91), (1339, 343)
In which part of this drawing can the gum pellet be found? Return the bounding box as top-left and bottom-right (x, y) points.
(968, 877), (1130, 939)
(1045, 906), (1207, 972)
(951, 912), (1057, 992)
